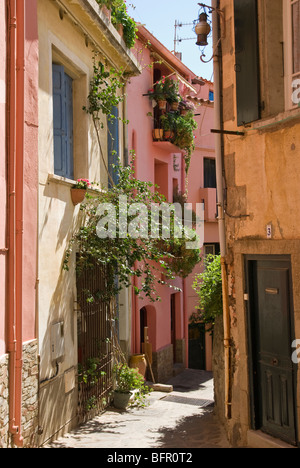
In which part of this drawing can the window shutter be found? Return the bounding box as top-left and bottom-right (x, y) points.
(53, 64), (65, 177)
(52, 64), (74, 179)
(107, 106), (120, 187)
(64, 73), (74, 180)
(234, 0), (260, 126)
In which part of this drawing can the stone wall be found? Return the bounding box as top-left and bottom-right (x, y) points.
(22, 340), (39, 447)
(151, 344), (173, 383)
(0, 340), (39, 448)
(0, 354), (9, 448)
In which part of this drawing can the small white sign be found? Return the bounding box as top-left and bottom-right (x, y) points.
(267, 225), (272, 239)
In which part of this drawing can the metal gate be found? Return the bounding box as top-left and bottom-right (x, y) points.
(76, 263), (116, 422)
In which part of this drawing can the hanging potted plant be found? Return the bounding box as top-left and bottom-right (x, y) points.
(160, 113), (175, 141)
(70, 178), (91, 206)
(173, 111), (198, 173)
(147, 111), (164, 141)
(148, 78), (167, 110)
(179, 99), (195, 115)
(113, 363), (151, 410)
(165, 78), (180, 111)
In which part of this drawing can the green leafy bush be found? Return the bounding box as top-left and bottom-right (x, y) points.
(64, 161), (201, 302)
(114, 364), (151, 407)
(192, 254), (223, 325)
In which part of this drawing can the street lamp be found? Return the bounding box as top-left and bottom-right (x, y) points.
(195, 12), (211, 46)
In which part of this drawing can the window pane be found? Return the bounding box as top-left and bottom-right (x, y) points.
(204, 158), (216, 188)
(292, 1), (300, 74)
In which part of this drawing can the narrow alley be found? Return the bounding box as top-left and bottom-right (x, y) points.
(46, 369), (231, 449)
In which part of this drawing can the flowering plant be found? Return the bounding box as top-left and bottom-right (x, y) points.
(148, 77), (180, 104)
(148, 77), (166, 102)
(179, 99), (195, 111)
(73, 179), (91, 190)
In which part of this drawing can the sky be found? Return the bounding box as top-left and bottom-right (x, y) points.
(127, 0), (214, 81)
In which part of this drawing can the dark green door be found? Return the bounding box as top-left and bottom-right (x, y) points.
(188, 323), (206, 370)
(248, 259), (297, 445)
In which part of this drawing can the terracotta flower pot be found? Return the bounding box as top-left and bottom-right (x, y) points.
(157, 100), (167, 110)
(118, 24), (124, 38)
(152, 129), (164, 141)
(164, 130), (174, 141)
(71, 188), (87, 206)
(101, 5), (111, 21)
(129, 354), (147, 377)
(171, 102), (179, 111)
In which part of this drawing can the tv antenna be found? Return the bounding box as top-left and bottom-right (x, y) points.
(173, 20), (196, 53)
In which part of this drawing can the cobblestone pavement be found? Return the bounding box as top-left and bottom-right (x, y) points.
(46, 369), (232, 449)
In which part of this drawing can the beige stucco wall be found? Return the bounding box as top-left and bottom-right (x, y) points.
(37, 0), (139, 445)
(217, 0), (300, 447)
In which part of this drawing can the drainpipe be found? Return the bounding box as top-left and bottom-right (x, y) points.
(7, 0), (25, 447)
(211, 0), (231, 420)
(181, 154), (189, 368)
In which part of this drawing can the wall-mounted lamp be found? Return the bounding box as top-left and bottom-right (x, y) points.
(195, 12), (211, 46)
(196, 3), (225, 63)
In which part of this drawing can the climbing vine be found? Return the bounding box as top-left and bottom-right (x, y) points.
(66, 51), (202, 303)
(64, 160), (201, 302)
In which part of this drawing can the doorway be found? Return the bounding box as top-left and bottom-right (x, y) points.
(140, 307), (147, 353)
(246, 256), (297, 445)
(188, 323), (206, 370)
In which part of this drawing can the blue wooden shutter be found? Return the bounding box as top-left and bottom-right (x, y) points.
(107, 106), (120, 187)
(52, 64), (74, 179)
(234, 0), (260, 126)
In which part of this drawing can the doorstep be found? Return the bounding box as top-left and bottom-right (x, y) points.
(247, 430), (297, 449)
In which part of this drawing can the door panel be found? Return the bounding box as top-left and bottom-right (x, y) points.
(188, 323), (206, 370)
(249, 259), (297, 445)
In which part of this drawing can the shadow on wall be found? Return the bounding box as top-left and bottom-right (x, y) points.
(38, 183), (85, 445)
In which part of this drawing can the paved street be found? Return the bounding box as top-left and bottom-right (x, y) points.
(46, 369), (231, 449)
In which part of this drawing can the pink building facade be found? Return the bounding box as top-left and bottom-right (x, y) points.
(0, 0), (39, 448)
(127, 26), (218, 382)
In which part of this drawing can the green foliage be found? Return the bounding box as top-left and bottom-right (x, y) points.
(114, 363), (152, 407)
(172, 111), (198, 173)
(95, 0), (138, 49)
(64, 160), (201, 302)
(160, 112), (177, 132)
(156, 110), (198, 174)
(78, 357), (106, 385)
(192, 254), (223, 326)
(165, 79), (180, 104)
(148, 77), (180, 103)
(111, 2), (138, 49)
(83, 59), (126, 126)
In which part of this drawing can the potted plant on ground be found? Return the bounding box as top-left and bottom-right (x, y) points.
(71, 178), (91, 206)
(113, 363), (151, 410)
